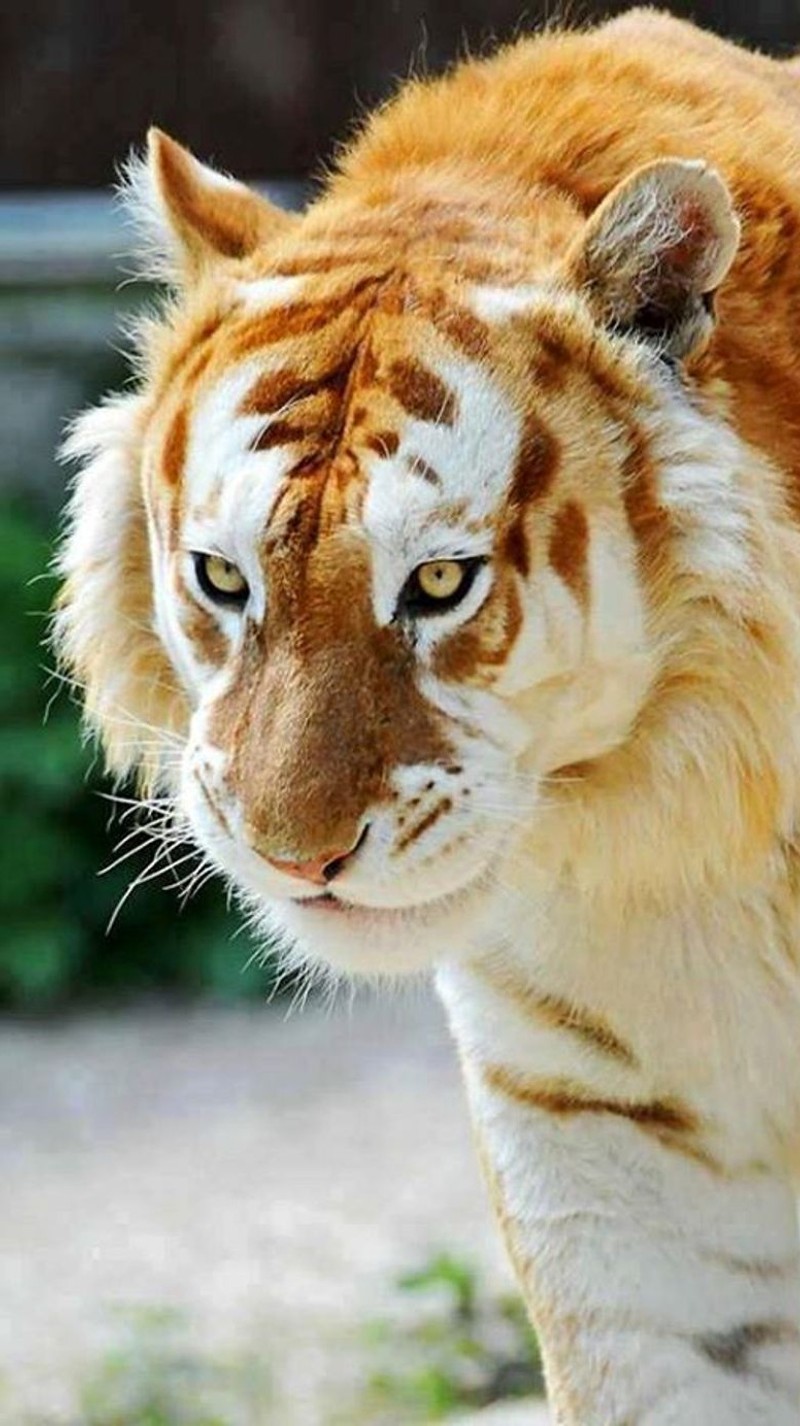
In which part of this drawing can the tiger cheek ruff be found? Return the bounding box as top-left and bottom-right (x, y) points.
(56, 10), (800, 1421)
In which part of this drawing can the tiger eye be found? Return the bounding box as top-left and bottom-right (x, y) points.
(194, 552), (249, 605)
(416, 560), (465, 600)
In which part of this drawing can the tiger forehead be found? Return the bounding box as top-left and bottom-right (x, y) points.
(156, 270), (488, 447)
(241, 346), (461, 468)
(233, 277), (485, 454)
(156, 264), (640, 504)
(153, 270), (642, 581)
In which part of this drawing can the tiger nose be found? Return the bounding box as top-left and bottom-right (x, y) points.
(265, 828), (368, 886)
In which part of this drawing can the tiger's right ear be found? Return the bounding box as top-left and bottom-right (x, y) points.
(123, 129), (296, 285)
(566, 159), (739, 359)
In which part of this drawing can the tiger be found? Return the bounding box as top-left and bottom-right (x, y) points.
(55, 8), (800, 1421)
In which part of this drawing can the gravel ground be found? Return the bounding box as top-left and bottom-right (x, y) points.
(0, 990), (549, 1425)
(452, 1407), (550, 1425)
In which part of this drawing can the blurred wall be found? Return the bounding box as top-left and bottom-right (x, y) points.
(2, 0), (799, 189)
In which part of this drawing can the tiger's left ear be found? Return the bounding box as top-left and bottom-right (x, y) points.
(124, 129), (296, 285)
(567, 159), (740, 359)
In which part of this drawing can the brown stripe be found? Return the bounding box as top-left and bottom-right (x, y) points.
(701, 1248), (800, 1282)
(394, 797), (453, 853)
(356, 341), (378, 387)
(241, 368), (305, 416)
(620, 426), (672, 559)
(480, 1065), (723, 1171)
(246, 369), (354, 461)
(162, 404), (188, 486)
(474, 961), (638, 1068)
(695, 1320), (800, 1374)
(156, 312), (226, 399)
(431, 574), (523, 684)
(548, 499), (590, 608)
(502, 414), (560, 577)
(269, 467), (327, 550)
(183, 341), (217, 388)
(269, 253), (357, 276)
(241, 355), (351, 419)
(501, 520), (531, 580)
(251, 419), (312, 452)
(425, 293), (491, 360)
(529, 332), (574, 393)
(407, 455), (442, 486)
(387, 358), (457, 425)
(482, 1063), (697, 1134)
(511, 414), (560, 507)
(457, 258), (519, 284)
(364, 430), (399, 458)
(182, 312), (226, 364)
(231, 278), (376, 359)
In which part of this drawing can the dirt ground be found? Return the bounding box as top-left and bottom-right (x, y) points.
(0, 990), (550, 1425)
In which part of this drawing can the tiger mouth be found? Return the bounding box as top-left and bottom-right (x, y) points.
(299, 892), (353, 914)
(291, 865), (497, 921)
(296, 891), (418, 920)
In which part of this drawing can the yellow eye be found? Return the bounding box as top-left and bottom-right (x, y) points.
(193, 552), (249, 606)
(400, 557), (485, 618)
(416, 560), (466, 601)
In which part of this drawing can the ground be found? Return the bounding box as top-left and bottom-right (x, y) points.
(0, 990), (549, 1424)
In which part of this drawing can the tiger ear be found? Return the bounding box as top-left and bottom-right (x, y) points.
(568, 159), (740, 359)
(124, 129), (295, 284)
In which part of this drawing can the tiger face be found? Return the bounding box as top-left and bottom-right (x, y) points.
(58, 131), (744, 975)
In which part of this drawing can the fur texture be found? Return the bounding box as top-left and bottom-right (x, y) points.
(56, 10), (800, 1419)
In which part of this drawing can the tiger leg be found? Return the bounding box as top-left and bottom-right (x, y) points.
(438, 971), (800, 1423)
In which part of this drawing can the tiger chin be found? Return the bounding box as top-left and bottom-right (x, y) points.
(57, 9), (800, 1423)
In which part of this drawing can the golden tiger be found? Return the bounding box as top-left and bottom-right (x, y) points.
(57, 10), (800, 1421)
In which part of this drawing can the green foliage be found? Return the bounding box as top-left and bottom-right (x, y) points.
(76, 1306), (271, 1426)
(18, 1305), (272, 1425)
(13, 1261), (542, 1425)
(351, 1252), (545, 1422)
(0, 496), (270, 1009)
(399, 1252), (478, 1324)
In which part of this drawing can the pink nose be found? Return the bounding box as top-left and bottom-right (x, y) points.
(266, 844), (358, 887)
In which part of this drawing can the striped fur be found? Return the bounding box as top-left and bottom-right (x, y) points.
(56, 10), (800, 1420)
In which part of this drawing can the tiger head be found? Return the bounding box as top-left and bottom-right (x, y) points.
(59, 129), (790, 977)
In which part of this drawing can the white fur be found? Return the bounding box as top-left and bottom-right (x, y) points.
(438, 920), (800, 1421)
(233, 274), (306, 310)
(362, 349), (523, 589)
(471, 283), (549, 321)
(55, 395), (166, 762)
(146, 364), (296, 696)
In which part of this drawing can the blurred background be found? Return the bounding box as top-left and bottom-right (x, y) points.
(0, 3), (798, 1424)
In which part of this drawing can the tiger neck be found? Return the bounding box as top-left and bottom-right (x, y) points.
(437, 853), (800, 1166)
